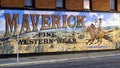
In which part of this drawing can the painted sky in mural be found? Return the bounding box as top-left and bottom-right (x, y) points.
(0, 9), (120, 32)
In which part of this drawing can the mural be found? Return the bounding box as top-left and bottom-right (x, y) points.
(0, 9), (120, 54)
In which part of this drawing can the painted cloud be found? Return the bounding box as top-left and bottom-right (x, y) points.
(0, 18), (5, 31)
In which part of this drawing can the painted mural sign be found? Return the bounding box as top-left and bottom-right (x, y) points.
(0, 9), (120, 54)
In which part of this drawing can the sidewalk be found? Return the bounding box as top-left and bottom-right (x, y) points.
(0, 50), (120, 67)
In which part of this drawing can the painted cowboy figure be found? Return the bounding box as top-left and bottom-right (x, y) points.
(98, 18), (102, 31)
(89, 18), (102, 38)
(95, 18), (102, 31)
(89, 23), (96, 38)
(94, 18), (102, 31)
(90, 23), (95, 29)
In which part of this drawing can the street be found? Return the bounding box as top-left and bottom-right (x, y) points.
(3, 55), (120, 68)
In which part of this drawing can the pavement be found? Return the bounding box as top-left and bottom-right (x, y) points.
(0, 50), (120, 67)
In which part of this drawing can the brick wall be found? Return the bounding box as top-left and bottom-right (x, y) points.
(0, 0), (24, 8)
(35, 0), (56, 9)
(0, 0), (119, 12)
(92, 0), (110, 11)
(65, 0), (84, 10)
(117, 0), (120, 11)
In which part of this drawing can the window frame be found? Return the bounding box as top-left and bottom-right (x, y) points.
(84, 0), (91, 10)
(24, 0), (34, 9)
(56, 0), (65, 10)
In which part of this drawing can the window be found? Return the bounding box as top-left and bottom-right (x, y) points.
(84, 0), (90, 10)
(110, 0), (116, 10)
(25, 0), (33, 7)
(56, 0), (64, 8)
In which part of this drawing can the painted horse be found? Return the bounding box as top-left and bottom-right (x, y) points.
(85, 26), (113, 45)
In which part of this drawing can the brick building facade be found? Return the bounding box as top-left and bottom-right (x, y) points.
(65, 0), (84, 11)
(0, 0), (120, 11)
(92, 0), (110, 11)
(117, 0), (120, 11)
(0, 0), (24, 8)
(35, 0), (56, 9)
